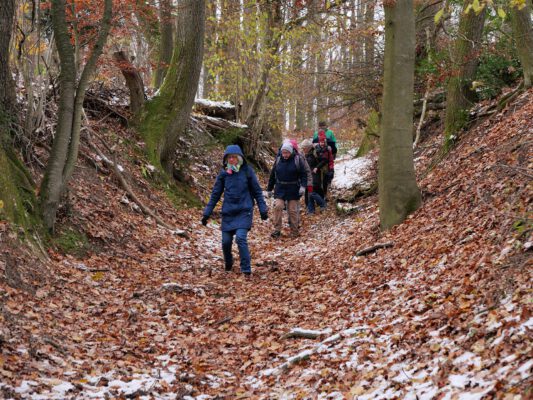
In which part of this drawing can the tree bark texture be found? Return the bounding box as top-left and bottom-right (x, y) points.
(443, 2), (486, 143)
(154, 0), (174, 89)
(113, 51), (146, 114)
(378, 0), (421, 230)
(153, 0), (205, 173)
(509, 2), (533, 88)
(0, 0), (37, 228)
(40, 0), (112, 232)
(0, 0), (16, 114)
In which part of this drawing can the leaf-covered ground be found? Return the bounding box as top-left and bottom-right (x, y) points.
(0, 90), (531, 399)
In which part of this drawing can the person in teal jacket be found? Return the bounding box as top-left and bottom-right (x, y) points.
(312, 121), (337, 159)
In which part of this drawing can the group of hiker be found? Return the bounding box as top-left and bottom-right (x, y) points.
(201, 121), (337, 275)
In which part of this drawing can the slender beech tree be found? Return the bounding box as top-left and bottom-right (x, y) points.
(139, 0), (205, 174)
(40, 0), (112, 232)
(509, 1), (533, 88)
(443, 1), (486, 144)
(378, 0), (421, 230)
(244, 0), (283, 162)
(153, 0), (174, 89)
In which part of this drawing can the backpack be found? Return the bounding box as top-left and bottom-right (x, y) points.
(313, 131), (337, 157)
(314, 144), (332, 174)
(273, 152), (303, 174)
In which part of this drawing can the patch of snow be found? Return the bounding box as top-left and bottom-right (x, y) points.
(332, 155), (373, 189)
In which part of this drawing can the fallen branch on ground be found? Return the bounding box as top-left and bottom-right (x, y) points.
(262, 326), (369, 376)
(355, 242), (394, 256)
(281, 327), (332, 340)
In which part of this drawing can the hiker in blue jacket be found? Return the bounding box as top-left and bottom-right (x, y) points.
(202, 145), (268, 276)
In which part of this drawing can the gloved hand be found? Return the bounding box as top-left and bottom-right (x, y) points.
(201, 216), (209, 226)
(260, 211), (268, 221)
(299, 186), (305, 196)
(307, 186), (313, 194)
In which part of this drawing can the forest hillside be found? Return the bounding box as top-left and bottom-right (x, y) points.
(0, 86), (531, 398)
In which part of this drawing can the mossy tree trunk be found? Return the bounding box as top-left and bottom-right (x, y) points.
(443, 2), (486, 144)
(139, 0), (205, 175)
(509, 2), (533, 88)
(0, 0), (37, 228)
(378, 0), (422, 231)
(40, 0), (112, 233)
(153, 0), (174, 89)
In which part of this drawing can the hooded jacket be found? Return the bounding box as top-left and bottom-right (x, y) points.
(203, 145), (268, 231)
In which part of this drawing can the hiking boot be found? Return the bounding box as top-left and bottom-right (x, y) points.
(289, 231), (300, 239)
(271, 230), (281, 238)
(242, 271), (251, 278)
(225, 264), (233, 272)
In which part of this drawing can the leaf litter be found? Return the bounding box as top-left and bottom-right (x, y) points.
(0, 91), (531, 399)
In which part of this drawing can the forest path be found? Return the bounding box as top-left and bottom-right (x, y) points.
(3, 90), (532, 399)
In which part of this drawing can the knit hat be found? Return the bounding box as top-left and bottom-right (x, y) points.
(289, 139), (299, 152)
(280, 142), (294, 154)
(318, 130), (327, 141)
(300, 139), (313, 149)
(319, 121), (327, 128)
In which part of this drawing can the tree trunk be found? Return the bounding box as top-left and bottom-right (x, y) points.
(364, 0), (375, 70)
(243, 0), (282, 161)
(0, 0), (16, 113)
(378, 0), (421, 230)
(40, 0), (112, 232)
(202, 1), (217, 98)
(140, 0), (205, 174)
(509, 2), (533, 88)
(113, 50), (145, 114)
(0, 0), (37, 229)
(443, 2), (486, 144)
(153, 0), (174, 89)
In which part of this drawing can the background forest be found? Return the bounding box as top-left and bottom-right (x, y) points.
(0, 0), (532, 233)
(0, 0), (532, 398)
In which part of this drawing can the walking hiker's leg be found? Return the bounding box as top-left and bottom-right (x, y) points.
(273, 198), (284, 232)
(235, 229), (251, 273)
(287, 200), (299, 235)
(307, 193), (315, 213)
(312, 192), (326, 210)
(221, 230), (234, 270)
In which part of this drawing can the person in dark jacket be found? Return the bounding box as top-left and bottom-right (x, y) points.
(266, 142), (309, 238)
(300, 139), (326, 214)
(315, 130), (335, 199)
(312, 121), (338, 159)
(202, 145), (268, 275)
(275, 139), (312, 228)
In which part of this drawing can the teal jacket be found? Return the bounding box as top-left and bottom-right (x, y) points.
(313, 129), (337, 143)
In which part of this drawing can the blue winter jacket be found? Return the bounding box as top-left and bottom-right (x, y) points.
(266, 153), (308, 201)
(203, 145), (268, 232)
